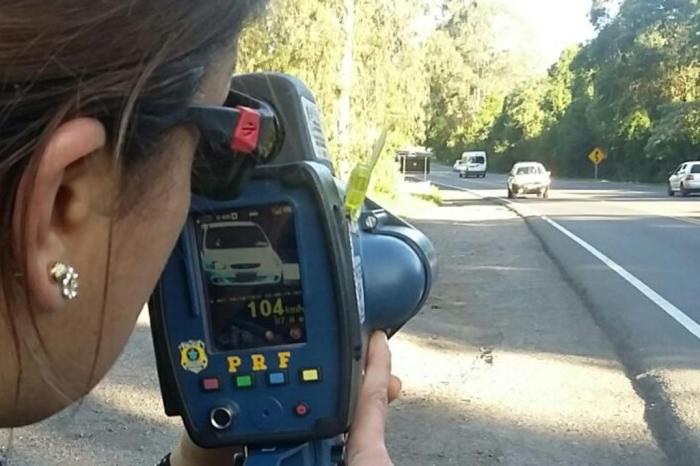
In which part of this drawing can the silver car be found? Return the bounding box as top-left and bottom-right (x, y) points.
(507, 162), (551, 199)
(668, 161), (700, 197)
(201, 221), (283, 286)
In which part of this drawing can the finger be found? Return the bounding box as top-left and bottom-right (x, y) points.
(171, 433), (242, 466)
(348, 332), (392, 450)
(388, 375), (402, 403)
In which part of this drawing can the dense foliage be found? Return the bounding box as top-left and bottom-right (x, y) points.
(237, 0), (431, 191)
(237, 0), (537, 189)
(238, 0), (699, 184)
(486, 0), (700, 180)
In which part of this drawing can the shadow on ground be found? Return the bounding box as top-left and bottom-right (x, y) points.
(0, 186), (672, 466)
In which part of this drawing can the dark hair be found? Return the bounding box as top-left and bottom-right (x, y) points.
(0, 0), (266, 278)
(0, 0), (264, 408)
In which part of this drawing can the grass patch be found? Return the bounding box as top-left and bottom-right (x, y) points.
(411, 185), (442, 204)
(369, 180), (442, 217)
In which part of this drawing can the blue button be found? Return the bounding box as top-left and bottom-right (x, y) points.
(268, 372), (287, 386)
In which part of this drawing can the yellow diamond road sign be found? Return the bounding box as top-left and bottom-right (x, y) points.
(588, 147), (607, 166)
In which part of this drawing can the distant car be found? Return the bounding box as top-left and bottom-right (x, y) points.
(453, 159), (466, 172)
(458, 151), (488, 178)
(668, 161), (700, 197)
(201, 221), (283, 286)
(507, 162), (551, 199)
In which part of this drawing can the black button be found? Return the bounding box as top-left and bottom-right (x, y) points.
(210, 406), (234, 430)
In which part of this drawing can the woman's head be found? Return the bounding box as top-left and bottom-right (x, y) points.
(0, 0), (264, 426)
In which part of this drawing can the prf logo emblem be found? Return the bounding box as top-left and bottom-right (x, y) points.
(179, 340), (208, 374)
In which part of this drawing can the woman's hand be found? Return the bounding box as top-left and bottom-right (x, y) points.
(346, 331), (402, 466)
(169, 434), (242, 466)
(171, 331), (401, 466)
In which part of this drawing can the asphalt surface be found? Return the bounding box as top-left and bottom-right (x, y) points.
(386, 189), (665, 466)
(6, 190), (665, 466)
(3, 167), (697, 465)
(430, 168), (700, 465)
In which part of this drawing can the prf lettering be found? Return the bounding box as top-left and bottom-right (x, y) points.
(227, 356), (242, 373)
(251, 354), (267, 371)
(278, 351), (291, 369)
(227, 351), (292, 373)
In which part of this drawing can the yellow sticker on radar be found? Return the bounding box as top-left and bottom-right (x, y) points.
(344, 129), (388, 221)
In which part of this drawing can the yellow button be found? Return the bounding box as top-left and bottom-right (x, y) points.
(301, 369), (320, 382)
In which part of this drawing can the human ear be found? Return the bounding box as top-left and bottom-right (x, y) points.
(12, 118), (108, 312)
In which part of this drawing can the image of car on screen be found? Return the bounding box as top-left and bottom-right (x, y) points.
(201, 221), (284, 286)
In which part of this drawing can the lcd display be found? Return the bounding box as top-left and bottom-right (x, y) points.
(194, 204), (306, 351)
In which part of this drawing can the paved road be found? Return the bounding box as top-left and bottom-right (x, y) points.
(430, 168), (700, 465)
(3, 170), (674, 466)
(4, 166), (698, 466)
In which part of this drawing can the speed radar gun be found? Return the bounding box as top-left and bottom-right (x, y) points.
(149, 73), (437, 466)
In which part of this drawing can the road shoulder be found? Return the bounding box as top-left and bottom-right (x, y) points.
(386, 187), (667, 465)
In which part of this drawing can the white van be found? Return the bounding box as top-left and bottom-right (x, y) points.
(458, 151), (487, 178)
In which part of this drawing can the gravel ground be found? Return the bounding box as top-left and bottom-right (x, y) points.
(1, 186), (667, 465)
(386, 188), (666, 466)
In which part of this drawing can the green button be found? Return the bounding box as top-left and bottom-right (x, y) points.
(235, 375), (253, 388)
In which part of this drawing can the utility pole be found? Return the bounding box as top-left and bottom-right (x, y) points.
(337, 0), (354, 178)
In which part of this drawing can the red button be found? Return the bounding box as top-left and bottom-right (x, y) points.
(294, 402), (310, 417)
(230, 106), (260, 154)
(201, 377), (221, 392)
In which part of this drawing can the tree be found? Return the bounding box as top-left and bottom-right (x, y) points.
(645, 101), (700, 174)
(238, 0), (700, 184)
(590, 0), (620, 30)
(237, 0), (431, 185)
(422, 0), (538, 163)
(237, 0), (346, 150)
(486, 0), (700, 181)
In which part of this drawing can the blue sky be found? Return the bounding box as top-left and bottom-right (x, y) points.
(416, 0), (597, 70)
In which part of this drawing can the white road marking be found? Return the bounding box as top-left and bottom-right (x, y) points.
(433, 172), (700, 228)
(431, 177), (700, 341)
(539, 216), (700, 339)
